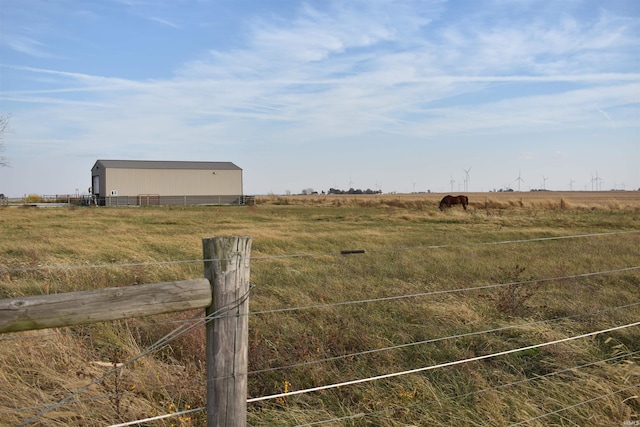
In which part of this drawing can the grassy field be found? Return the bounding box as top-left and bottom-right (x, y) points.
(1, 191), (639, 426)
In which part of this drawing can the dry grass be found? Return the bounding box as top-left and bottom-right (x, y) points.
(257, 190), (640, 210)
(0, 192), (639, 426)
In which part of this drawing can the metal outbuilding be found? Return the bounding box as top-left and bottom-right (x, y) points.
(90, 160), (244, 206)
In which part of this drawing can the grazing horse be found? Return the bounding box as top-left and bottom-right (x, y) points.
(439, 195), (468, 211)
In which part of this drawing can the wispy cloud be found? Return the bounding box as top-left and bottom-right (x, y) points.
(147, 16), (180, 29)
(1, 0), (638, 195)
(1, 35), (52, 58)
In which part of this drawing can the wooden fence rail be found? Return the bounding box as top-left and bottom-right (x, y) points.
(0, 278), (212, 333)
(0, 236), (252, 427)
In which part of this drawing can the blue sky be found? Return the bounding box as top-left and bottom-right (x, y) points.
(1, 0), (639, 196)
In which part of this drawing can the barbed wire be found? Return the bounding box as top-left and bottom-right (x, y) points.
(1, 229), (637, 275)
(3, 300), (638, 419)
(246, 320), (640, 404)
(9, 314), (640, 425)
(291, 349), (640, 426)
(506, 383), (640, 427)
(18, 348), (640, 426)
(251, 229), (640, 260)
(3, 300), (637, 418)
(17, 285), (253, 426)
(114, 321), (640, 426)
(2, 266), (638, 384)
(250, 266), (640, 316)
(99, 345), (640, 427)
(2, 265), (636, 364)
(454, 351), (640, 402)
(246, 300), (640, 376)
(3, 261), (636, 344)
(3, 262), (637, 423)
(2, 230), (638, 425)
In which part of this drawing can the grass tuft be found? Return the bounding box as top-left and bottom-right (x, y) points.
(0, 192), (639, 425)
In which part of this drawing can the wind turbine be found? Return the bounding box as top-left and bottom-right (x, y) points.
(594, 171), (603, 191)
(450, 175), (456, 193)
(569, 179), (575, 191)
(463, 167), (471, 192)
(515, 171), (525, 192)
(541, 175), (548, 190)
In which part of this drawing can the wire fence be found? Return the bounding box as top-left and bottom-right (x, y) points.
(0, 194), (250, 207)
(1, 230), (639, 426)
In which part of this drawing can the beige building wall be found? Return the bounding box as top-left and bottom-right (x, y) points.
(105, 168), (242, 196)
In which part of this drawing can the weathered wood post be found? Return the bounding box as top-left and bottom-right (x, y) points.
(202, 236), (252, 427)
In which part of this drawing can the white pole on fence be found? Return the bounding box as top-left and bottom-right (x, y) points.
(202, 236), (252, 427)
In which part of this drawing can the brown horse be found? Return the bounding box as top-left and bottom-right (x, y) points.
(439, 195), (468, 211)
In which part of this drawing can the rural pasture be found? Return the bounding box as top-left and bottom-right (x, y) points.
(0, 191), (639, 426)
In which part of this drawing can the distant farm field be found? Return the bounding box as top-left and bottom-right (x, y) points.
(262, 190), (640, 209)
(1, 192), (639, 426)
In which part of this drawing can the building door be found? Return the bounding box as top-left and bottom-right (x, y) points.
(92, 176), (100, 196)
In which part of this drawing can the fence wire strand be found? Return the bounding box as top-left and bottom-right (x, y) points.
(292, 350), (640, 427)
(3, 264), (638, 423)
(2, 230), (638, 275)
(2, 301), (637, 418)
(250, 266), (640, 316)
(109, 336), (640, 427)
(1, 229), (638, 425)
(17, 286), (253, 426)
(246, 320), (640, 404)
(506, 383), (640, 427)
(247, 300), (640, 376)
(4, 264), (636, 344)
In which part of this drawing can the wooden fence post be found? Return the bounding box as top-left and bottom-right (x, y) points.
(202, 236), (252, 427)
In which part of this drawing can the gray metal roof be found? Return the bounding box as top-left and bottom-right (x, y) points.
(93, 160), (241, 170)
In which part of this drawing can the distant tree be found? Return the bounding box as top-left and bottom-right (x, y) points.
(327, 187), (382, 195)
(0, 114), (11, 168)
(0, 114), (10, 167)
